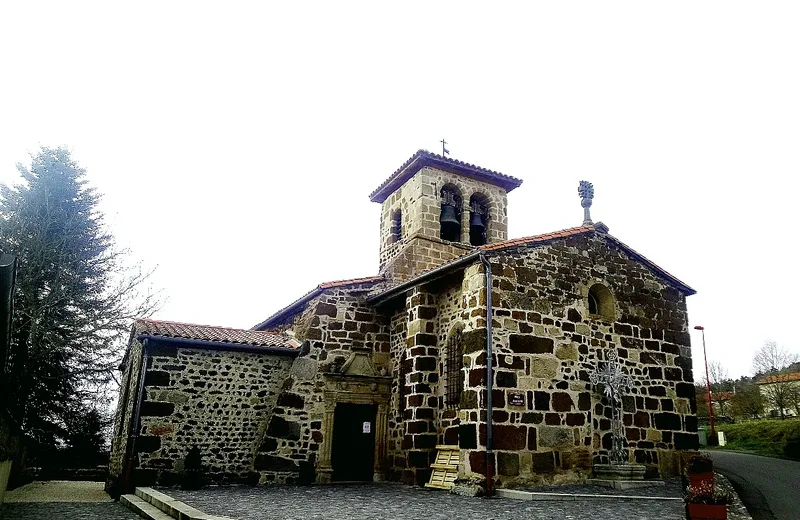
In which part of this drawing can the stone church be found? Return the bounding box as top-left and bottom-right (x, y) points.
(107, 150), (699, 494)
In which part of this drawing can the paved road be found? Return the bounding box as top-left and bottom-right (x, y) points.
(706, 450), (800, 520)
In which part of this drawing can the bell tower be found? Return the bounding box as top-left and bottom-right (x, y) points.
(369, 150), (523, 282)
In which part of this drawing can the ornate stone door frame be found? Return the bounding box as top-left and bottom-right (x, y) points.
(316, 348), (391, 483)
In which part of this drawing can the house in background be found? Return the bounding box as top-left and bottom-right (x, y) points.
(757, 372), (800, 418)
(108, 150), (699, 495)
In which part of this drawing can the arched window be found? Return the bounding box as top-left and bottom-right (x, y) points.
(440, 186), (462, 242)
(588, 283), (615, 320)
(469, 194), (489, 246)
(445, 324), (465, 408)
(389, 210), (402, 243)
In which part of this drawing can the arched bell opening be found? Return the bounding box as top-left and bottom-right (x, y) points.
(468, 193), (489, 246)
(440, 185), (462, 242)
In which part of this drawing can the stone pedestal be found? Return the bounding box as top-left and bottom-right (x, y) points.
(586, 463), (665, 490)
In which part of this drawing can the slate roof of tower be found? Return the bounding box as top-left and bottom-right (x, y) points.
(135, 318), (301, 349)
(369, 149), (524, 203)
(368, 225), (695, 303)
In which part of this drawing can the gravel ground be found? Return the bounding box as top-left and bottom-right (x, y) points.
(167, 483), (688, 520)
(0, 481), (141, 520)
(0, 502), (141, 519)
(3, 481), (112, 503)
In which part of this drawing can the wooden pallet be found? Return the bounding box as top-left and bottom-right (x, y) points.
(424, 445), (460, 489)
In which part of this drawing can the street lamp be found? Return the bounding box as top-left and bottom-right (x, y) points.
(694, 325), (716, 440)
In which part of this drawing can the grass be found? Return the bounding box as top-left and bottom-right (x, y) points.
(705, 419), (800, 460)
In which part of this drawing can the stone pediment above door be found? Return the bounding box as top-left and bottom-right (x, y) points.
(323, 347), (391, 395)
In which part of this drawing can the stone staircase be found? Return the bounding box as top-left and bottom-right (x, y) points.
(121, 487), (235, 520)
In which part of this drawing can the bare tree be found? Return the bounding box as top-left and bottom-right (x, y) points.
(753, 340), (800, 419)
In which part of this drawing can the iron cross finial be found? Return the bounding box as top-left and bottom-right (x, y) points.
(578, 180), (594, 226)
(440, 139), (450, 156)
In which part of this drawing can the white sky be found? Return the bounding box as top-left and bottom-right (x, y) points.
(1, 2), (798, 380)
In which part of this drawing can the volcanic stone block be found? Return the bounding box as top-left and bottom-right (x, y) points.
(521, 412), (543, 424)
(551, 392), (574, 412)
(140, 401), (174, 417)
(462, 329), (487, 354)
(496, 371), (517, 388)
(498, 452), (520, 476)
(277, 393), (305, 409)
(315, 302), (337, 317)
(136, 436), (161, 454)
(459, 424), (477, 449)
(531, 357), (559, 378)
(676, 382), (695, 399)
(144, 371), (171, 386)
(534, 391), (550, 411)
(531, 451), (555, 472)
(653, 412), (681, 431)
(267, 416), (301, 440)
(254, 454), (298, 472)
(578, 392), (591, 411)
(510, 335), (554, 354)
(674, 432), (700, 450)
(539, 426), (573, 448)
(528, 426), (538, 450)
(481, 424), (526, 450)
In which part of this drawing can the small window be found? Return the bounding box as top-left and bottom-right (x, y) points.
(390, 210), (402, 243)
(587, 283), (615, 320)
(445, 325), (465, 408)
(440, 186), (462, 242)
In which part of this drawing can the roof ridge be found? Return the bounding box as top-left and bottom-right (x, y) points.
(137, 317), (285, 335)
(369, 149), (523, 202)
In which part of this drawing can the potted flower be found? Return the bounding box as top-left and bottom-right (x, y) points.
(687, 453), (714, 488)
(684, 481), (732, 520)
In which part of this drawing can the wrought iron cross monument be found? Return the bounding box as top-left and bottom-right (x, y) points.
(589, 349), (634, 465)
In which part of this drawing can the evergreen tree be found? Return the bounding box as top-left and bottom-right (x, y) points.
(0, 147), (158, 458)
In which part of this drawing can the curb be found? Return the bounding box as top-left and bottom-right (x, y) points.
(496, 488), (682, 502)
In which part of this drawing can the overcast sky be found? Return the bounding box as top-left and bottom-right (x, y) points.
(2, 2), (798, 379)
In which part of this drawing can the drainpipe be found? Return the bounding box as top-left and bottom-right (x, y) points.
(123, 338), (149, 493)
(479, 252), (494, 497)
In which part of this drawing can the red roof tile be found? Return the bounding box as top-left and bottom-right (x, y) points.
(479, 225), (594, 251)
(253, 275), (385, 330)
(369, 150), (523, 203)
(136, 318), (301, 349)
(757, 372), (800, 385)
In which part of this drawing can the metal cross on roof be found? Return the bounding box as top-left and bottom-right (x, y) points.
(590, 348), (635, 465)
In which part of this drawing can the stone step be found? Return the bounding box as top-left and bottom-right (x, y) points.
(121, 494), (174, 520)
(133, 487), (236, 520)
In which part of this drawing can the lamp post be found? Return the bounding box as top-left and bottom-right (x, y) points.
(693, 325), (715, 439)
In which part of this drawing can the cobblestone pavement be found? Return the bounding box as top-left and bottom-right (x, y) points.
(0, 501), (142, 519)
(168, 483), (687, 520)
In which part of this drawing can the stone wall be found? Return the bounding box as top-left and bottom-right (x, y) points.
(389, 231), (696, 486)
(252, 281), (391, 484)
(120, 341), (293, 487)
(108, 340), (144, 493)
(458, 233), (695, 484)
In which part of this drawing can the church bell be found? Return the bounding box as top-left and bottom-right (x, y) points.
(469, 211), (484, 230)
(440, 204), (460, 227)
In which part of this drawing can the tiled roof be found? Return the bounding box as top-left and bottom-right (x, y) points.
(479, 225), (594, 251)
(369, 150), (523, 202)
(369, 224), (696, 302)
(135, 318), (301, 349)
(479, 225), (695, 295)
(757, 372), (800, 385)
(252, 276), (385, 330)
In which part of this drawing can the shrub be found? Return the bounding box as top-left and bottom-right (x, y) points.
(687, 454), (714, 473)
(684, 482), (732, 505)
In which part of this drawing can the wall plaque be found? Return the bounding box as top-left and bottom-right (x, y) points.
(508, 392), (525, 406)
